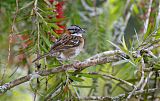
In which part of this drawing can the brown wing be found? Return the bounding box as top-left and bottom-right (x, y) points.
(50, 34), (81, 53)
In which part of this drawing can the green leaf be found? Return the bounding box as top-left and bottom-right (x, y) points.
(50, 29), (59, 37)
(47, 18), (66, 23)
(155, 29), (160, 38)
(152, 58), (160, 70)
(40, 44), (49, 53)
(72, 85), (97, 88)
(48, 23), (60, 29)
(78, 73), (101, 78)
(153, 64), (160, 70)
(121, 36), (128, 51)
(41, 35), (51, 48)
(69, 76), (84, 82)
(143, 23), (152, 40)
(133, 4), (139, 14)
(112, 60), (130, 66)
(19, 1), (34, 11)
(107, 40), (120, 49)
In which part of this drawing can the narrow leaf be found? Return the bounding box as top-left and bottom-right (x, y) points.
(69, 76), (84, 82)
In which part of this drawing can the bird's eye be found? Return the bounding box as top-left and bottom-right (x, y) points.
(75, 28), (79, 31)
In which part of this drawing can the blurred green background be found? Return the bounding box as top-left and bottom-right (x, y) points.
(0, 0), (160, 100)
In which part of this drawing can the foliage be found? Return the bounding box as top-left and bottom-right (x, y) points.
(0, 0), (160, 101)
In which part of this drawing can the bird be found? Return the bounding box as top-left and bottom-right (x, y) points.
(32, 25), (85, 63)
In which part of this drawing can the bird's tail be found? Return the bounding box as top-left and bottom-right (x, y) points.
(32, 53), (50, 63)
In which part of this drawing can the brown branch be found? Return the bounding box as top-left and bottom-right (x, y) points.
(0, 55), (119, 95)
(100, 73), (136, 89)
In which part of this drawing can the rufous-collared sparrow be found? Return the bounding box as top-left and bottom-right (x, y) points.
(32, 25), (85, 63)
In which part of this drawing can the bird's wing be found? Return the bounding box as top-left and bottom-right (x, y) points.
(50, 34), (81, 53)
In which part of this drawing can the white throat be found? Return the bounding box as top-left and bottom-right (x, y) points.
(71, 33), (82, 37)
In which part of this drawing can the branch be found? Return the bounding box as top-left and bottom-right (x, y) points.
(113, 88), (158, 100)
(127, 54), (145, 100)
(0, 55), (120, 94)
(143, 0), (152, 34)
(77, 88), (159, 101)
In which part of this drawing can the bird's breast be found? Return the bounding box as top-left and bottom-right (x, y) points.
(58, 37), (84, 61)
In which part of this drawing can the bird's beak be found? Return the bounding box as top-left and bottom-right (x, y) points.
(81, 28), (86, 33)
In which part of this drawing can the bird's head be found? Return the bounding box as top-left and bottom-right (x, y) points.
(67, 25), (85, 37)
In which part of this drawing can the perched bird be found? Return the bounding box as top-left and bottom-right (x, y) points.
(32, 25), (85, 63)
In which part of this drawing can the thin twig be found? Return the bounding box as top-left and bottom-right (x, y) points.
(124, 4), (133, 28)
(9, 66), (19, 78)
(143, 0), (153, 34)
(113, 88), (158, 101)
(147, 43), (160, 51)
(155, 1), (160, 29)
(143, 38), (160, 50)
(33, 0), (39, 99)
(124, 0), (131, 15)
(140, 71), (154, 90)
(126, 54), (145, 100)
(89, 72), (136, 89)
